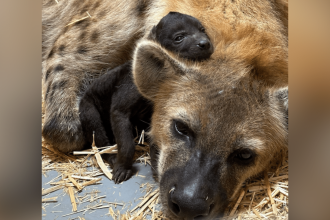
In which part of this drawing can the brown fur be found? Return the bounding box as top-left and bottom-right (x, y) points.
(42, 0), (287, 218)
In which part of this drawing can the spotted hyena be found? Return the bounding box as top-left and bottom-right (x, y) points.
(42, 0), (288, 219)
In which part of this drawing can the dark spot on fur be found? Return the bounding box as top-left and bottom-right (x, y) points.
(92, 1), (101, 10)
(58, 45), (66, 56)
(80, 4), (90, 15)
(45, 83), (51, 100)
(63, 25), (69, 34)
(98, 9), (107, 18)
(136, 0), (148, 17)
(59, 45), (65, 52)
(77, 46), (88, 54)
(54, 64), (65, 72)
(49, 80), (68, 103)
(54, 80), (68, 91)
(45, 67), (52, 81)
(74, 19), (90, 29)
(90, 30), (100, 43)
(44, 0), (56, 7)
(79, 31), (87, 41)
(48, 48), (55, 59)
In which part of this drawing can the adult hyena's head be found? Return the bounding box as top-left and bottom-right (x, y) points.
(132, 27), (287, 219)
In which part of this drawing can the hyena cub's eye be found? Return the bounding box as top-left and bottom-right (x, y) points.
(174, 35), (185, 43)
(200, 27), (205, 32)
(174, 120), (191, 137)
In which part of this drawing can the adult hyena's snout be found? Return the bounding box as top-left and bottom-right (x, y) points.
(168, 180), (214, 219)
(162, 150), (227, 219)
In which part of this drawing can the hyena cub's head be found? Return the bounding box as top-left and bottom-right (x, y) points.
(132, 36), (287, 219)
(148, 11), (214, 61)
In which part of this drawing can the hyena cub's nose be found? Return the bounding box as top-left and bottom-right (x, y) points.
(197, 40), (210, 50)
(168, 185), (212, 219)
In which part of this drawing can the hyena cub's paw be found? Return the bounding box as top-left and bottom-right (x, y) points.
(112, 162), (133, 184)
(106, 155), (133, 184)
(102, 154), (133, 183)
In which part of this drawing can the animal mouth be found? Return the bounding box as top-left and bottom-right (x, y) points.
(193, 203), (214, 220)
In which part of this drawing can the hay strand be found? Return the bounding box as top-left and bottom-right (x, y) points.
(68, 186), (77, 212)
(229, 189), (245, 217)
(91, 132), (113, 180)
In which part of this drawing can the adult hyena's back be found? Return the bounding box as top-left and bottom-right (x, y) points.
(42, 0), (149, 152)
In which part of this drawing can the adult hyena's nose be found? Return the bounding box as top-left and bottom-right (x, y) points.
(165, 150), (219, 219)
(168, 183), (213, 219)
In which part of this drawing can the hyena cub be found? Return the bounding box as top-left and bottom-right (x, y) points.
(79, 12), (213, 183)
(150, 12), (214, 60)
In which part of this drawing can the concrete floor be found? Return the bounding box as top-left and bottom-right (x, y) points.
(42, 163), (159, 220)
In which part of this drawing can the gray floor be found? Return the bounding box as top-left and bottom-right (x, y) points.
(42, 163), (159, 220)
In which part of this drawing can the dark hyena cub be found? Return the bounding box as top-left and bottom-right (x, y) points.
(150, 12), (214, 60)
(79, 12), (213, 183)
(79, 62), (152, 183)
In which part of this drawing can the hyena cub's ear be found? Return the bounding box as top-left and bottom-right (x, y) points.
(132, 39), (185, 101)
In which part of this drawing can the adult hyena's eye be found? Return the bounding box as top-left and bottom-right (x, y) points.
(238, 153), (252, 160)
(174, 120), (190, 137)
(233, 149), (256, 165)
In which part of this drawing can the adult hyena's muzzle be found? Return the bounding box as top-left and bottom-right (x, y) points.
(160, 150), (228, 220)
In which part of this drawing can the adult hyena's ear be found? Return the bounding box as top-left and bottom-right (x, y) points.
(132, 39), (185, 100)
(252, 59), (288, 89)
(249, 45), (288, 89)
(147, 26), (157, 40)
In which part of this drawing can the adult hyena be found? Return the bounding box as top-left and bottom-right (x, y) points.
(42, 0), (288, 219)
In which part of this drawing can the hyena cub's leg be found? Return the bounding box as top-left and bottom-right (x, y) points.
(79, 96), (112, 148)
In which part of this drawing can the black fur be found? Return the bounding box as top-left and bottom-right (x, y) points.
(150, 12), (214, 60)
(79, 62), (152, 183)
(79, 13), (214, 184)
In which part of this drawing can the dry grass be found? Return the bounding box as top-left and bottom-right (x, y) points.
(223, 159), (289, 220)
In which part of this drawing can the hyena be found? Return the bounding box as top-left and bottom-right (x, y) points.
(42, 0), (288, 219)
(79, 11), (214, 184)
